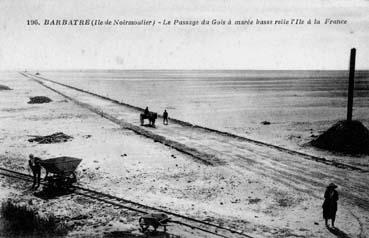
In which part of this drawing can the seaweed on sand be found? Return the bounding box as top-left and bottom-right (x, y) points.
(28, 96), (52, 104)
(0, 84), (12, 90)
(28, 132), (73, 144)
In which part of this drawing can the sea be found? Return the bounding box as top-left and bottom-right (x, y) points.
(41, 70), (369, 136)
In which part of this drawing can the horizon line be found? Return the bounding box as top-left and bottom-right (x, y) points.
(2, 68), (369, 72)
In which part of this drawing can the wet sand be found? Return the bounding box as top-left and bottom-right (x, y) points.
(41, 70), (369, 170)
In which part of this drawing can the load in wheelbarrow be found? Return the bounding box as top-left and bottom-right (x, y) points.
(39, 156), (82, 191)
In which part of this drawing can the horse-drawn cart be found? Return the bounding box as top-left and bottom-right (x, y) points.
(40, 156), (82, 191)
(140, 112), (158, 127)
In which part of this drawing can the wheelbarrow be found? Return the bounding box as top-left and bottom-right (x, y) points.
(39, 156), (82, 191)
(139, 213), (170, 233)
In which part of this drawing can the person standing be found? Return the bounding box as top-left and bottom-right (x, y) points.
(29, 154), (42, 189)
(322, 183), (339, 227)
(163, 109), (168, 125)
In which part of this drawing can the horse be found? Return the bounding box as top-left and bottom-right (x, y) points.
(140, 111), (157, 127)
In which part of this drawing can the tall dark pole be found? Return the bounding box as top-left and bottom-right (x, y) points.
(347, 48), (356, 122)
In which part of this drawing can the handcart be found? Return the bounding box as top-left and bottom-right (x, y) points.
(139, 213), (170, 233)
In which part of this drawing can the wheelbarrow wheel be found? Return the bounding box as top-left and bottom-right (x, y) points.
(139, 217), (149, 232)
(140, 224), (150, 233)
(140, 224), (149, 232)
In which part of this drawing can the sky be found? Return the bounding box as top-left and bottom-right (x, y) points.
(0, 0), (369, 70)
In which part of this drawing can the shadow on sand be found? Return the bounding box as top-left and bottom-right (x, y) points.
(141, 124), (156, 128)
(328, 227), (351, 238)
(33, 187), (74, 200)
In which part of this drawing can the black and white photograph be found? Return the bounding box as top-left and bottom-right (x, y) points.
(0, 0), (368, 237)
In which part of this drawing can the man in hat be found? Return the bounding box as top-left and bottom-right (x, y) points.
(322, 183), (339, 227)
(29, 154), (42, 189)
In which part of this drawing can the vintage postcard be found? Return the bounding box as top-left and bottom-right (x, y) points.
(0, 0), (368, 237)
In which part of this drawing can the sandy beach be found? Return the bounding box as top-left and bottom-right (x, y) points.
(1, 71), (368, 237)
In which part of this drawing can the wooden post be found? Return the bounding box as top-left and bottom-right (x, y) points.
(347, 48), (356, 122)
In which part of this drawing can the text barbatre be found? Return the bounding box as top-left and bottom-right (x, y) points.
(43, 19), (155, 26)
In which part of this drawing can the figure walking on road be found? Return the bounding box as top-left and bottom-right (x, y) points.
(29, 154), (42, 189)
(163, 109), (168, 125)
(322, 183), (339, 227)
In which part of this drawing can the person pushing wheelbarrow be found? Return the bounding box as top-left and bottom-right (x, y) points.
(28, 154), (42, 189)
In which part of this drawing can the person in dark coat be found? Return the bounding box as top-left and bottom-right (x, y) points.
(322, 183), (339, 227)
(144, 106), (149, 116)
(29, 154), (42, 189)
(163, 109), (168, 125)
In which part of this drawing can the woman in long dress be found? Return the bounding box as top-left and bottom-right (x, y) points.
(322, 183), (339, 227)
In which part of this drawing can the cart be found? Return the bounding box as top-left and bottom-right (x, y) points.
(39, 156), (82, 191)
(139, 213), (170, 233)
